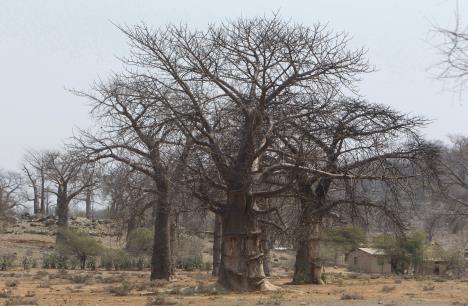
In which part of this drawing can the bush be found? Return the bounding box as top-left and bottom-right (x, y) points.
(175, 234), (204, 271)
(108, 280), (132, 296)
(0, 256), (15, 271)
(86, 257), (97, 270)
(372, 231), (425, 274)
(4, 296), (38, 306)
(126, 228), (153, 255)
(69, 257), (80, 270)
(100, 249), (149, 271)
(57, 229), (104, 270)
(340, 292), (364, 300)
(176, 255), (203, 271)
(381, 285), (396, 292)
(41, 253), (68, 269)
(5, 280), (18, 288)
(21, 256), (36, 270)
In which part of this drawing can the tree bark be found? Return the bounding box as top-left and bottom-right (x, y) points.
(32, 185), (39, 215)
(56, 186), (69, 244)
(150, 179), (171, 280)
(261, 230), (271, 277)
(170, 213), (178, 275)
(85, 189), (92, 219)
(39, 169), (46, 214)
(125, 215), (136, 247)
(217, 190), (274, 291)
(293, 222), (324, 284)
(212, 214), (222, 276)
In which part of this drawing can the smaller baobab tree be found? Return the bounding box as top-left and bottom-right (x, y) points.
(75, 76), (191, 280)
(101, 164), (155, 240)
(22, 150), (49, 215)
(276, 95), (436, 284)
(0, 170), (24, 216)
(44, 150), (96, 242)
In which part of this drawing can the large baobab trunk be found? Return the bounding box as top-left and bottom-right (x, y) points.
(39, 170), (46, 214)
(170, 213), (178, 275)
(261, 230), (272, 277)
(293, 222), (324, 284)
(56, 187), (69, 243)
(32, 186), (39, 215)
(150, 178), (171, 280)
(212, 214), (222, 276)
(218, 190), (274, 291)
(293, 178), (330, 284)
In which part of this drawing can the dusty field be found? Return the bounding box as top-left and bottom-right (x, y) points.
(1, 218), (468, 305)
(0, 268), (468, 306)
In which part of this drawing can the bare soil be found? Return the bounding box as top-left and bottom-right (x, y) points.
(1, 217), (467, 305)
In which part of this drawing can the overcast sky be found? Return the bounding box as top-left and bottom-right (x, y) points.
(0, 0), (467, 171)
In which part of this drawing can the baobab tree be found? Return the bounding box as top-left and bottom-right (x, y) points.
(277, 96), (435, 284)
(75, 76), (192, 280)
(0, 170), (24, 216)
(23, 150), (49, 215)
(101, 164), (155, 240)
(44, 150), (96, 242)
(119, 16), (370, 290)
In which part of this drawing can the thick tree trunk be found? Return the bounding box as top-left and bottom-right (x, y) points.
(39, 170), (46, 214)
(217, 191), (276, 291)
(212, 214), (222, 276)
(293, 222), (324, 284)
(125, 215), (136, 247)
(85, 189), (92, 219)
(261, 230), (271, 277)
(32, 185), (39, 215)
(45, 193), (50, 215)
(150, 181), (172, 280)
(56, 187), (69, 244)
(170, 213), (178, 275)
(293, 178), (331, 285)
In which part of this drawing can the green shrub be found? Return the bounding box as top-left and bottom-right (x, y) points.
(4, 296), (38, 305)
(5, 279), (18, 287)
(100, 249), (149, 271)
(0, 255), (15, 271)
(41, 253), (68, 269)
(69, 257), (80, 270)
(56, 229), (104, 270)
(176, 255), (203, 271)
(175, 234), (204, 271)
(126, 228), (153, 255)
(340, 292), (364, 300)
(108, 280), (132, 296)
(372, 231), (425, 274)
(21, 256), (33, 270)
(86, 256), (97, 270)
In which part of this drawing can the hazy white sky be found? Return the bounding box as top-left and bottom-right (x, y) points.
(0, 0), (467, 171)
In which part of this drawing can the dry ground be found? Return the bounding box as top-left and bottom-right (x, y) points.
(1, 218), (468, 305)
(1, 268), (468, 306)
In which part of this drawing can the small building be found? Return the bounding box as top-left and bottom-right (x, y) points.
(347, 248), (392, 274)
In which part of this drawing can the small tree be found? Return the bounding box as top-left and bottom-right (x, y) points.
(57, 229), (104, 270)
(372, 231), (425, 274)
(126, 227), (153, 255)
(324, 225), (366, 264)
